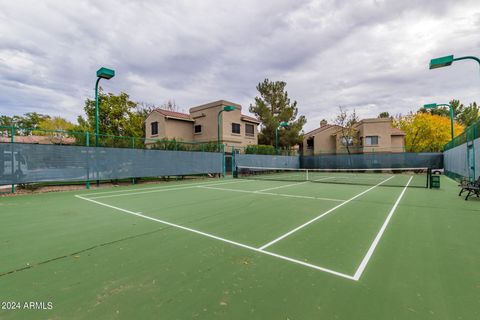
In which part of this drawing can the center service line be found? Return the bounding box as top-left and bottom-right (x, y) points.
(74, 194), (355, 280)
(258, 175), (395, 250)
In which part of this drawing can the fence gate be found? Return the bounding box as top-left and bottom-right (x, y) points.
(225, 155), (233, 174)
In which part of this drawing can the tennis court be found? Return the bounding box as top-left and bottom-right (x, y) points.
(1, 171), (479, 319)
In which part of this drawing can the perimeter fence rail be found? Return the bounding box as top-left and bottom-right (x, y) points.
(0, 143), (223, 185)
(0, 126), (222, 152)
(443, 118), (480, 181)
(235, 154), (300, 169)
(301, 152), (443, 170)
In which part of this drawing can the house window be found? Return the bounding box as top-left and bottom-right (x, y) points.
(245, 124), (254, 136)
(232, 123), (241, 134)
(365, 136), (379, 145)
(194, 125), (202, 133)
(306, 137), (314, 149)
(151, 121), (158, 135)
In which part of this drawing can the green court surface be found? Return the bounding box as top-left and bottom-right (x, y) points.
(0, 176), (479, 319)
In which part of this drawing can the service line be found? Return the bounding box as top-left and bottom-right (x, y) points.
(258, 176), (395, 250)
(75, 194), (355, 281)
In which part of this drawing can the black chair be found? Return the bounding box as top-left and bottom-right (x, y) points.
(459, 176), (480, 200)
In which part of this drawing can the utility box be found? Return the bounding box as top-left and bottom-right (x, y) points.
(430, 174), (440, 189)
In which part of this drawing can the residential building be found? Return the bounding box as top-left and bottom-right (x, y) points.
(302, 118), (405, 155)
(144, 100), (260, 149)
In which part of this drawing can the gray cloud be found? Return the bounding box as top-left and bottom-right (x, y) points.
(0, 0), (479, 131)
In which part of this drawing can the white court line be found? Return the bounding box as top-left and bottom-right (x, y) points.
(352, 176), (412, 281)
(198, 185), (345, 202)
(79, 178), (229, 196)
(311, 176), (337, 182)
(256, 181), (308, 192)
(258, 176), (395, 250)
(74, 194), (355, 280)
(88, 180), (252, 200)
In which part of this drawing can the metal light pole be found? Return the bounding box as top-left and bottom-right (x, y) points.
(428, 54), (480, 143)
(275, 122), (289, 154)
(217, 105), (236, 150)
(429, 55), (480, 70)
(95, 67), (115, 147)
(424, 103), (455, 141)
(93, 67), (115, 187)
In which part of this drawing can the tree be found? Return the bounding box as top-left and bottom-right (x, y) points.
(0, 113), (50, 135)
(249, 79), (306, 148)
(161, 100), (180, 112)
(75, 90), (146, 138)
(394, 112), (465, 152)
(333, 106), (359, 154)
(378, 112), (391, 118)
(38, 117), (75, 132)
(0, 115), (14, 127)
(17, 112), (51, 130)
(457, 102), (479, 127)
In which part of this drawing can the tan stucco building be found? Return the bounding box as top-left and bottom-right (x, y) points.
(303, 118), (405, 155)
(145, 100), (260, 149)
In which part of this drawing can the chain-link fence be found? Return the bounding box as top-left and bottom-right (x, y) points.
(0, 126), (225, 192)
(443, 119), (479, 181)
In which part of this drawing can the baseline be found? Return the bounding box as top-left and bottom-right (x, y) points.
(87, 179), (253, 200)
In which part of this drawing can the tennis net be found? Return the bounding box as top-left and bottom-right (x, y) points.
(235, 166), (431, 188)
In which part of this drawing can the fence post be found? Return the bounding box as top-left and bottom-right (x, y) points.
(131, 137), (136, 185)
(85, 131), (90, 189)
(222, 144), (226, 177)
(10, 126), (14, 193)
(231, 146), (235, 176)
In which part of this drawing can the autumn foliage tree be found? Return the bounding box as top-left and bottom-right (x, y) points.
(394, 112), (465, 152)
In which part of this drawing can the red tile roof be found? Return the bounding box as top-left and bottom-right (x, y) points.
(0, 135), (76, 144)
(304, 124), (340, 136)
(155, 109), (193, 120)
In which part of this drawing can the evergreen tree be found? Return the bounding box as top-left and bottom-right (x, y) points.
(249, 79), (306, 148)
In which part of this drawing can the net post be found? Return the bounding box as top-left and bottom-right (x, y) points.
(231, 146), (235, 176)
(10, 126), (14, 193)
(85, 131), (90, 189)
(425, 167), (432, 189)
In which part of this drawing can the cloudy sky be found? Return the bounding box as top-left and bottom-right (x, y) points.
(1, 0), (479, 131)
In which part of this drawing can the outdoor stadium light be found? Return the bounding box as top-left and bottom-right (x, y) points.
(94, 67), (115, 146)
(217, 105), (236, 149)
(429, 55), (480, 70)
(424, 103), (454, 141)
(275, 121), (289, 154)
